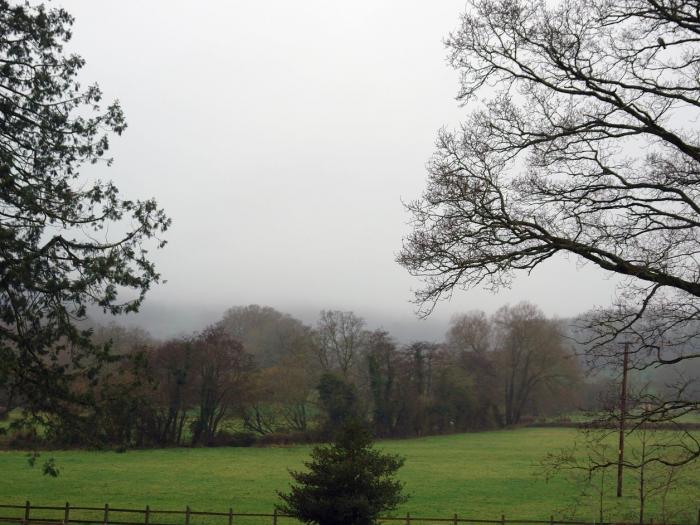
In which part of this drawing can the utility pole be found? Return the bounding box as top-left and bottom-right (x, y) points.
(617, 341), (630, 498)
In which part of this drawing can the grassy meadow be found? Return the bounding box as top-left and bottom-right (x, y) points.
(1, 428), (698, 524)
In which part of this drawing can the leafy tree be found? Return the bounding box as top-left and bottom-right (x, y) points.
(0, 1), (169, 432)
(316, 372), (361, 433)
(217, 305), (315, 368)
(366, 330), (399, 437)
(277, 421), (407, 525)
(428, 365), (476, 433)
(392, 341), (439, 437)
(217, 305), (319, 434)
(398, 0), (700, 459)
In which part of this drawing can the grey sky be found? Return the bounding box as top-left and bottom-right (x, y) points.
(61, 1), (619, 340)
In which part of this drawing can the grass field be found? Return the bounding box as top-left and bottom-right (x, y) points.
(1, 429), (698, 524)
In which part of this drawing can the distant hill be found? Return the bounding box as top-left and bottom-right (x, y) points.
(87, 300), (449, 344)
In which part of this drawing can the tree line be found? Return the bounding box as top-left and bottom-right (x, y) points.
(1, 302), (586, 448)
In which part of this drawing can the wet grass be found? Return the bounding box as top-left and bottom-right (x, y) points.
(0, 428), (698, 523)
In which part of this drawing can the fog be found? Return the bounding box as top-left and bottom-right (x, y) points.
(63, 1), (619, 341)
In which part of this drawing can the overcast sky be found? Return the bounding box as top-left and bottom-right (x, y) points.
(60, 1), (619, 340)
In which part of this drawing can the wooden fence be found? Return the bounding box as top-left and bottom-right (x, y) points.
(0, 503), (697, 525)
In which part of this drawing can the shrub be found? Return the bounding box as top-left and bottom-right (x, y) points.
(277, 421), (407, 525)
(207, 430), (258, 447)
(256, 430), (324, 446)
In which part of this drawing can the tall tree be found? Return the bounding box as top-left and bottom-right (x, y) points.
(217, 305), (314, 368)
(494, 303), (581, 425)
(398, 0), (700, 456)
(148, 338), (196, 446)
(190, 326), (253, 445)
(0, 1), (169, 430)
(315, 310), (366, 377)
(217, 306), (319, 434)
(317, 372), (361, 433)
(366, 330), (399, 437)
(446, 311), (491, 355)
(446, 312), (501, 426)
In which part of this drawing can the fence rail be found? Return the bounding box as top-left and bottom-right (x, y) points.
(0, 503), (697, 525)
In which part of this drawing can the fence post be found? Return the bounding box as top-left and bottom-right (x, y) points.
(228, 508), (233, 525)
(63, 503), (70, 525)
(406, 512), (411, 525)
(697, 508), (699, 525)
(103, 504), (109, 525)
(501, 513), (506, 525)
(550, 515), (554, 525)
(144, 506), (150, 525)
(272, 508), (278, 525)
(454, 513), (458, 525)
(185, 506), (190, 525)
(23, 501), (30, 525)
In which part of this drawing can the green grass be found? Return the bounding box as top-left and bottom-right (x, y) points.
(0, 429), (698, 523)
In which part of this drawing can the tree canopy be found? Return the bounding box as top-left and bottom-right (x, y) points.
(399, 0), (700, 332)
(398, 0), (700, 450)
(0, 1), (169, 429)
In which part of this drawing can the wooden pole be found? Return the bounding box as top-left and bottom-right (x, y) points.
(185, 506), (190, 525)
(63, 503), (70, 525)
(617, 341), (630, 498)
(103, 504), (109, 525)
(453, 513), (458, 525)
(406, 512), (411, 525)
(23, 501), (30, 525)
(144, 506), (150, 525)
(228, 507), (233, 525)
(272, 508), (278, 525)
(501, 514), (506, 525)
(599, 468), (605, 524)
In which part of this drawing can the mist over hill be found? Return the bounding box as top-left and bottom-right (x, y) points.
(88, 300), (450, 344)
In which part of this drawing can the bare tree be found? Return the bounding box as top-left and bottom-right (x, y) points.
(398, 0), (700, 456)
(190, 326), (253, 445)
(545, 420), (694, 524)
(315, 310), (366, 377)
(446, 311), (491, 354)
(148, 338), (195, 446)
(494, 303), (581, 425)
(544, 372), (697, 523)
(445, 313), (502, 426)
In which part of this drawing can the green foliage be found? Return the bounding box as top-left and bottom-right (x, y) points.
(429, 366), (476, 432)
(0, 0), (169, 438)
(277, 421), (407, 525)
(316, 373), (360, 433)
(366, 330), (404, 437)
